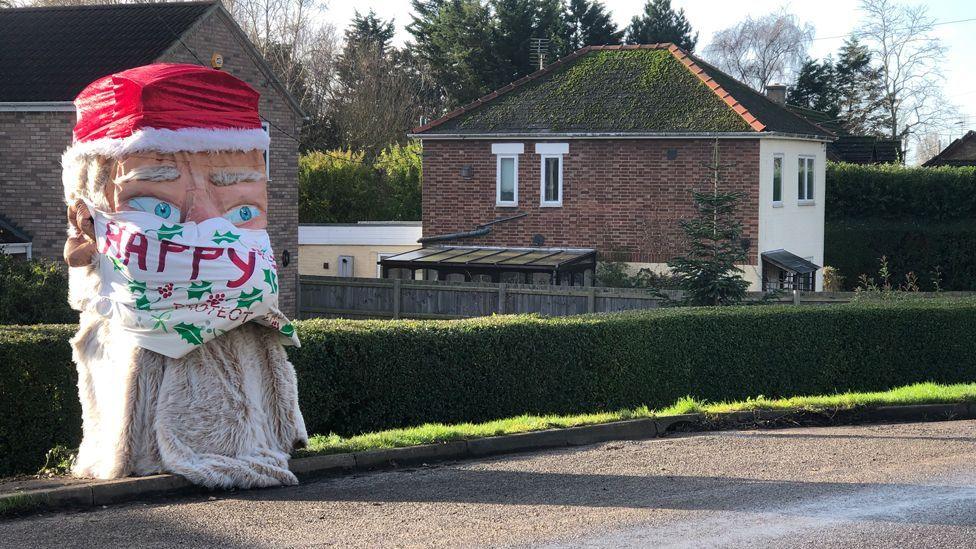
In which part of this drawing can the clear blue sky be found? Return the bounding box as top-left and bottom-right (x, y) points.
(324, 0), (976, 145)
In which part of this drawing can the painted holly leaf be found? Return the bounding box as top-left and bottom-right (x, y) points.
(212, 230), (241, 245)
(279, 323), (295, 337)
(128, 280), (147, 295)
(174, 322), (204, 345)
(186, 281), (214, 300)
(263, 268), (278, 294)
(157, 224), (184, 241)
(110, 257), (126, 273)
(236, 287), (264, 309)
(135, 295), (152, 311)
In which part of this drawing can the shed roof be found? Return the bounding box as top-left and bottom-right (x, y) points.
(786, 105), (901, 164)
(412, 44), (832, 140)
(923, 131), (976, 167)
(381, 246), (597, 271)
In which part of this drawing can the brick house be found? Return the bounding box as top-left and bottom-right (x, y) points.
(408, 44), (833, 291)
(0, 1), (303, 314)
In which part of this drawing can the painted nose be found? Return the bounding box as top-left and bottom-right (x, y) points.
(185, 193), (222, 223)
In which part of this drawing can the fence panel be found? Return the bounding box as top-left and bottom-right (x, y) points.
(299, 276), (975, 320)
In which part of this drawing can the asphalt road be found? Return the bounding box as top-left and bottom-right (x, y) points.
(4, 420), (976, 548)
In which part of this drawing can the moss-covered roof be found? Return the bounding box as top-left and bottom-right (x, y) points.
(416, 46), (831, 138)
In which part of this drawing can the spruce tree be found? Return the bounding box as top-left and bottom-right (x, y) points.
(562, 0), (623, 51)
(834, 38), (889, 136)
(624, 0), (697, 51)
(667, 141), (750, 306)
(787, 58), (839, 117)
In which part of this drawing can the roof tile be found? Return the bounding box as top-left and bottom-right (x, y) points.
(414, 44), (827, 138)
(0, 2), (216, 102)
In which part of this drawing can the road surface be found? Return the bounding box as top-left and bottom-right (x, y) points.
(3, 420), (976, 548)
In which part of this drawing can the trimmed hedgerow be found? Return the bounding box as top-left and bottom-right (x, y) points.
(0, 255), (77, 325)
(825, 219), (976, 290)
(825, 162), (976, 289)
(827, 162), (976, 221)
(6, 301), (976, 476)
(0, 325), (80, 477)
(289, 301), (976, 437)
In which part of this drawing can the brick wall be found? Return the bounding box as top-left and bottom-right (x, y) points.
(0, 9), (301, 316)
(421, 139), (760, 264)
(0, 110), (76, 260)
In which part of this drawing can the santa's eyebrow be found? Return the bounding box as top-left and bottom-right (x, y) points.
(115, 165), (180, 183)
(210, 169), (264, 187)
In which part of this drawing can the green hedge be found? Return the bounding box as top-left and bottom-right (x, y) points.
(824, 163), (976, 289)
(0, 255), (77, 325)
(826, 220), (976, 290)
(0, 325), (80, 477)
(826, 162), (976, 221)
(7, 302), (976, 476)
(292, 302), (976, 437)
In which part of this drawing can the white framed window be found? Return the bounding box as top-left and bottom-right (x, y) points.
(261, 121), (271, 181)
(772, 154), (783, 206)
(798, 156), (815, 203)
(536, 143), (568, 207)
(492, 143), (523, 206)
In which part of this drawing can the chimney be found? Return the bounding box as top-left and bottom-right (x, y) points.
(766, 84), (787, 105)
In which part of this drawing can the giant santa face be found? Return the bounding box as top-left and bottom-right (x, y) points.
(62, 64), (307, 488)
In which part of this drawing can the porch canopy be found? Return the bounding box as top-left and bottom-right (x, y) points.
(761, 249), (820, 291)
(380, 245), (597, 286)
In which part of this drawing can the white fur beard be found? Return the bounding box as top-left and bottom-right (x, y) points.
(70, 277), (308, 489)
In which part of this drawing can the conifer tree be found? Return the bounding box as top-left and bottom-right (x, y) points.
(624, 0), (697, 51)
(562, 0), (622, 51)
(667, 141), (750, 306)
(787, 58), (839, 117)
(834, 37), (889, 135)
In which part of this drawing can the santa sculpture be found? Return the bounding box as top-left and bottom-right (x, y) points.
(62, 64), (307, 488)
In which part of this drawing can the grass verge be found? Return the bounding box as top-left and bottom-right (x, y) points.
(298, 382), (976, 457)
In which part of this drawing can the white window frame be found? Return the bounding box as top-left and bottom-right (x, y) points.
(492, 143), (523, 207)
(261, 121), (271, 181)
(798, 155), (815, 204)
(771, 153), (784, 207)
(536, 143), (568, 207)
(769, 153), (786, 208)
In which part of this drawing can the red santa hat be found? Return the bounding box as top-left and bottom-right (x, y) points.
(64, 63), (269, 162)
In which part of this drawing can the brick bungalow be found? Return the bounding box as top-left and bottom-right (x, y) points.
(407, 44), (833, 291)
(0, 1), (303, 314)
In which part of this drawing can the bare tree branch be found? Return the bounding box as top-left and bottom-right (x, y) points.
(703, 10), (814, 92)
(857, 0), (957, 159)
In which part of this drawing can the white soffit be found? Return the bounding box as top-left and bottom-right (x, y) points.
(299, 224), (422, 246)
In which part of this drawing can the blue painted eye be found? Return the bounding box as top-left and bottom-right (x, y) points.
(128, 197), (180, 221)
(225, 204), (261, 225)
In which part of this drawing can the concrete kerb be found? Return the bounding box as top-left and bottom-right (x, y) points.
(5, 402), (976, 517)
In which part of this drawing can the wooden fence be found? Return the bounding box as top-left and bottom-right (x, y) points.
(299, 276), (974, 320)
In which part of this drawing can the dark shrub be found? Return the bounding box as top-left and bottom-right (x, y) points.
(0, 254), (77, 324)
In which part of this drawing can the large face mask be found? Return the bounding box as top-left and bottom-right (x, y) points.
(84, 200), (298, 358)
(79, 150), (298, 358)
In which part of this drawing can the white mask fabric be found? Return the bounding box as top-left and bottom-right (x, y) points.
(83, 200), (300, 358)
